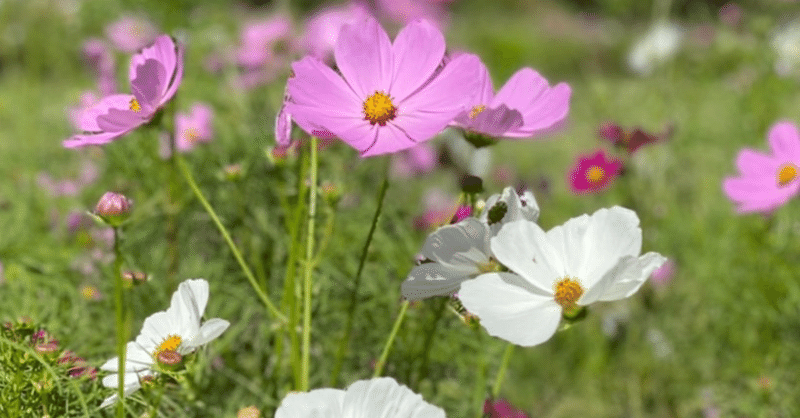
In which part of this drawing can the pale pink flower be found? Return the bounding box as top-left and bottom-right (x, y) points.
(175, 103), (214, 153)
(105, 16), (157, 53)
(82, 38), (117, 95)
(376, 0), (451, 30)
(391, 142), (438, 178)
(303, 3), (372, 62)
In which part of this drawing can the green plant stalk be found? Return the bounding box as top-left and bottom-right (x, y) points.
(164, 98), (179, 281)
(330, 166), (390, 386)
(491, 344), (514, 399)
(300, 136), (319, 392)
(416, 297), (448, 382)
(372, 300), (409, 378)
(113, 226), (125, 418)
(472, 329), (487, 418)
(176, 155), (286, 323)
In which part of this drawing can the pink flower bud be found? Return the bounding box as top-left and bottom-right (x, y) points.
(94, 192), (132, 227)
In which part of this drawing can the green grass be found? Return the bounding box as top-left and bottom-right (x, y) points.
(1, 0), (799, 416)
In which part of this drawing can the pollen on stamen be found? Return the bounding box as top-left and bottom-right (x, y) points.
(129, 98), (142, 113)
(554, 277), (584, 310)
(468, 105), (486, 119)
(363, 91), (397, 126)
(184, 128), (200, 143)
(155, 335), (181, 355)
(586, 166), (605, 183)
(777, 163), (798, 187)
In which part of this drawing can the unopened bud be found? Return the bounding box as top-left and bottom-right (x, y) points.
(223, 164), (243, 182)
(237, 406), (262, 418)
(35, 341), (59, 355)
(94, 192), (132, 227)
(122, 270), (148, 287)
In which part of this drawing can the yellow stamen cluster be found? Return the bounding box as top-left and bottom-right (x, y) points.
(777, 163), (798, 187)
(586, 166), (605, 183)
(129, 98), (142, 113)
(155, 335), (182, 357)
(554, 277), (584, 310)
(468, 105), (486, 119)
(184, 128), (200, 143)
(363, 91), (397, 126)
(477, 258), (501, 273)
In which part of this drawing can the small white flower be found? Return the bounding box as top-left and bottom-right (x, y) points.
(771, 20), (800, 77)
(479, 186), (540, 234)
(459, 206), (665, 347)
(275, 377), (445, 418)
(628, 22), (683, 76)
(100, 278), (229, 408)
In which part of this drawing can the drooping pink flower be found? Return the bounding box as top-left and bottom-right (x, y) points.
(63, 35), (184, 148)
(484, 398), (529, 418)
(568, 150), (623, 194)
(597, 121), (673, 154)
(105, 16), (157, 53)
(723, 121), (800, 213)
(175, 103), (214, 152)
(303, 3), (371, 62)
(453, 59), (571, 140)
(391, 142), (438, 178)
(285, 16), (480, 157)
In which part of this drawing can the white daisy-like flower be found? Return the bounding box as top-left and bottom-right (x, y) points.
(458, 206), (665, 347)
(627, 22), (683, 76)
(401, 187), (540, 301)
(771, 20), (800, 77)
(100, 278), (230, 408)
(275, 377), (445, 418)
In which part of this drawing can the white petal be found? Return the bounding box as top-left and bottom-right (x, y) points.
(578, 207), (643, 289)
(401, 262), (474, 301)
(275, 388), (345, 418)
(459, 273), (562, 347)
(581, 252), (666, 304)
(419, 218), (491, 270)
(491, 220), (562, 294)
(172, 278), (210, 337)
(342, 377), (445, 418)
(191, 318), (230, 348)
(545, 212), (591, 280)
(480, 187), (540, 235)
(100, 341), (152, 372)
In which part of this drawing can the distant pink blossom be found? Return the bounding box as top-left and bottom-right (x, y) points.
(391, 142), (438, 178)
(105, 16), (157, 53)
(597, 121), (673, 154)
(484, 398), (528, 418)
(568, 150), (623, 194)
(175, 103), (214, 152)
(303, 3), (371, 62)
(453, 59), (571, 140)
(285, 16), (480, 157)
(413, 189), (461, 231)
(82, 39), (117, 95)
(723, 121), (800, 213)
(376, 0), (451, 30)
(64, 35), (184, 148)
(650, 258), (675, 287)
(236, 15), (296, 87)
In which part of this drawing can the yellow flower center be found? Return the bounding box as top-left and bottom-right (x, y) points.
(468, 105), (486, 119)
(362, 91), (397, 126)
(554, 277), (584, 310)
(586, 166), (605, 183)
(477, 258), (501, 273)
(777, 163), (797, 187)
(129, 98), (142, 113)
(155, 335), (182, 356)
(184, 127), (200, 143)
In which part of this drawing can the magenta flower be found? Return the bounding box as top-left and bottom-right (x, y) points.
(237, 16), (294, 69)
(484, 398), (528, 418)
(175, 103), (214, 152)
(723, 121), (800, 213)
(285, 16), (480, 157)
(303, 3), (371, 62)
(63, 35), (184, 148)
(568, 150), (623, 194)
(105, 16), (157, 53)
(598, 121), (672, 154)
(453, 59), (571, 141)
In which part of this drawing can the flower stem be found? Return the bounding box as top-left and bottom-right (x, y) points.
(300, 136), (319, 392)
(176, 155), (286, 323)
(373, 300), (409, 378)
(330, 165), (390, 386)
(164, 98), (179, 282)
(112, 226), (126, 418)
(491, 344), (514, 399)
(416, 297), (448, 382)
(472, 329), (487, 418)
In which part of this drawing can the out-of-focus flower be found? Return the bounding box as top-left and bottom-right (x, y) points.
(100, 279), (229, 408)
(80, 284), (102, 301)
(459, 206), (665, 347)
(284, 16), (480, 157)
(453, 59), (570, 142)
(173, 103), (214, 153)
(376, 0), (451, 30)
(442, 130), (493, 178)
(597, 122), (673, 154)
(650, 257), (675, 288)
(274, 377), (445, 418)
(237, 406), (261, 418)
(303, 3), (371, 62)
(94, 192), (132, 227)
(413, 189), (461, 231)
(628, 22), (683, 76)
(64, 35), (183, 148)
(568, 150), (623, 194)
(719, 3), (743, 28)
(82, 39), (116, 95)
(235, 15), (296, 88)
(771, 20), (800, 77)
(479, 186), (539, 235)
(723, 121), (800, 213)
(484, 398), (529, 418)
(391, 142), (438, 178)
(105, 16), (157, 53)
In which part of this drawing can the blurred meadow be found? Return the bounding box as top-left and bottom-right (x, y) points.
(1, 0), (800, 416)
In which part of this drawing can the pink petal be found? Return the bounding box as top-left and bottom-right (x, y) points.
(287, 56), (362, 112)
(334, 15), (393, 98)
(73, 94), (132, 132)
(361, 123), (419, 157)
(389, 19), (446, 102)
(735, 149), (777, 176)
(130, 59), (167, 111)
(63, 130), (130, 148)
(767, 121), (800, 161)
(509, 83), (571, 137)
(723, 174), (798, 213)
(96, 108), (148, 132)
(468, 105), (524, 137)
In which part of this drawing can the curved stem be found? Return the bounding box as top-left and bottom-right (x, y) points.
(176, 155), (286, 323)
(112, 227), (126, 418)
(331, 166), (390, 386)
(491, 344), (514, 399)
(373, 300), (409, 378)
(300, 136), (319, 392)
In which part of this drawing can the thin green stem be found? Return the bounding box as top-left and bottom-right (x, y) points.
(472, 329), (487, 418)
(416, 297), (448, 382)
(176, 155), (286, 323)
(330, 166), (390, 386)
(112, 227), (125, 418)
(164, 99), (179, 281)
(373, 300), (409, 378)
(491, 344), (514, 399)
(300, 136), (319, 392)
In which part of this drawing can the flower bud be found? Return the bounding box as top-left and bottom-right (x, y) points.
(156, 350), (183, 369)
(94, 192), (132, 227)
(459, 174), (484, 194)
(122, 270), (148, 287)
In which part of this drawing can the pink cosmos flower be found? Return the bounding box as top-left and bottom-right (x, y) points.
(105, 16), (158, 53)
(723, 121), (800, 213)
(285, 16), (480, 157)
(235, 15), (296, 88)
(391, 142), (438, 178)
(376, 0), (451, 30)
(63, 35), (184, 148)
(453, 59), (571, 140)
(568, 150), (623, 194)
(175, 103), (214, 152)
(82, 39), (116, 96)
(484, 398), (528, 418)
(303, 3), (372, 62)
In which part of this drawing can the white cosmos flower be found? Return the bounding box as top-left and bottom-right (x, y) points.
(627, 22), (683, 76)
(459, 206), (665, 347)
(275, 377), (445, 418)
(100, 278), (230, 408)
(401, 187), (540, 301)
